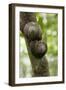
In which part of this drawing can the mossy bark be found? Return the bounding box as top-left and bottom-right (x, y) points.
(20, 12), (50, 76)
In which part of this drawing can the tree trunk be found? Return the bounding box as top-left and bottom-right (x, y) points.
(20, 12), (50, 76)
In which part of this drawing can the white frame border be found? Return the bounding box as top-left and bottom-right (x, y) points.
(15, 6), (63, 84)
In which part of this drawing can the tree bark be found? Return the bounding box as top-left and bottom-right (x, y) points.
(20, 12), (50, 76)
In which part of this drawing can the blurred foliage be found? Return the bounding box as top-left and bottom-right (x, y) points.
(19, 37), (32, 77)
(36, 13), (58, 76)
(19, 12), (58, 77)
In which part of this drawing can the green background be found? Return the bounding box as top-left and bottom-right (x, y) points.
(19, 13), (58, 77)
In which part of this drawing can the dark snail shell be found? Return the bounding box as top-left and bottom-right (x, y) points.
(23, 22), (42, 41)
(30, 40), (47, 58)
